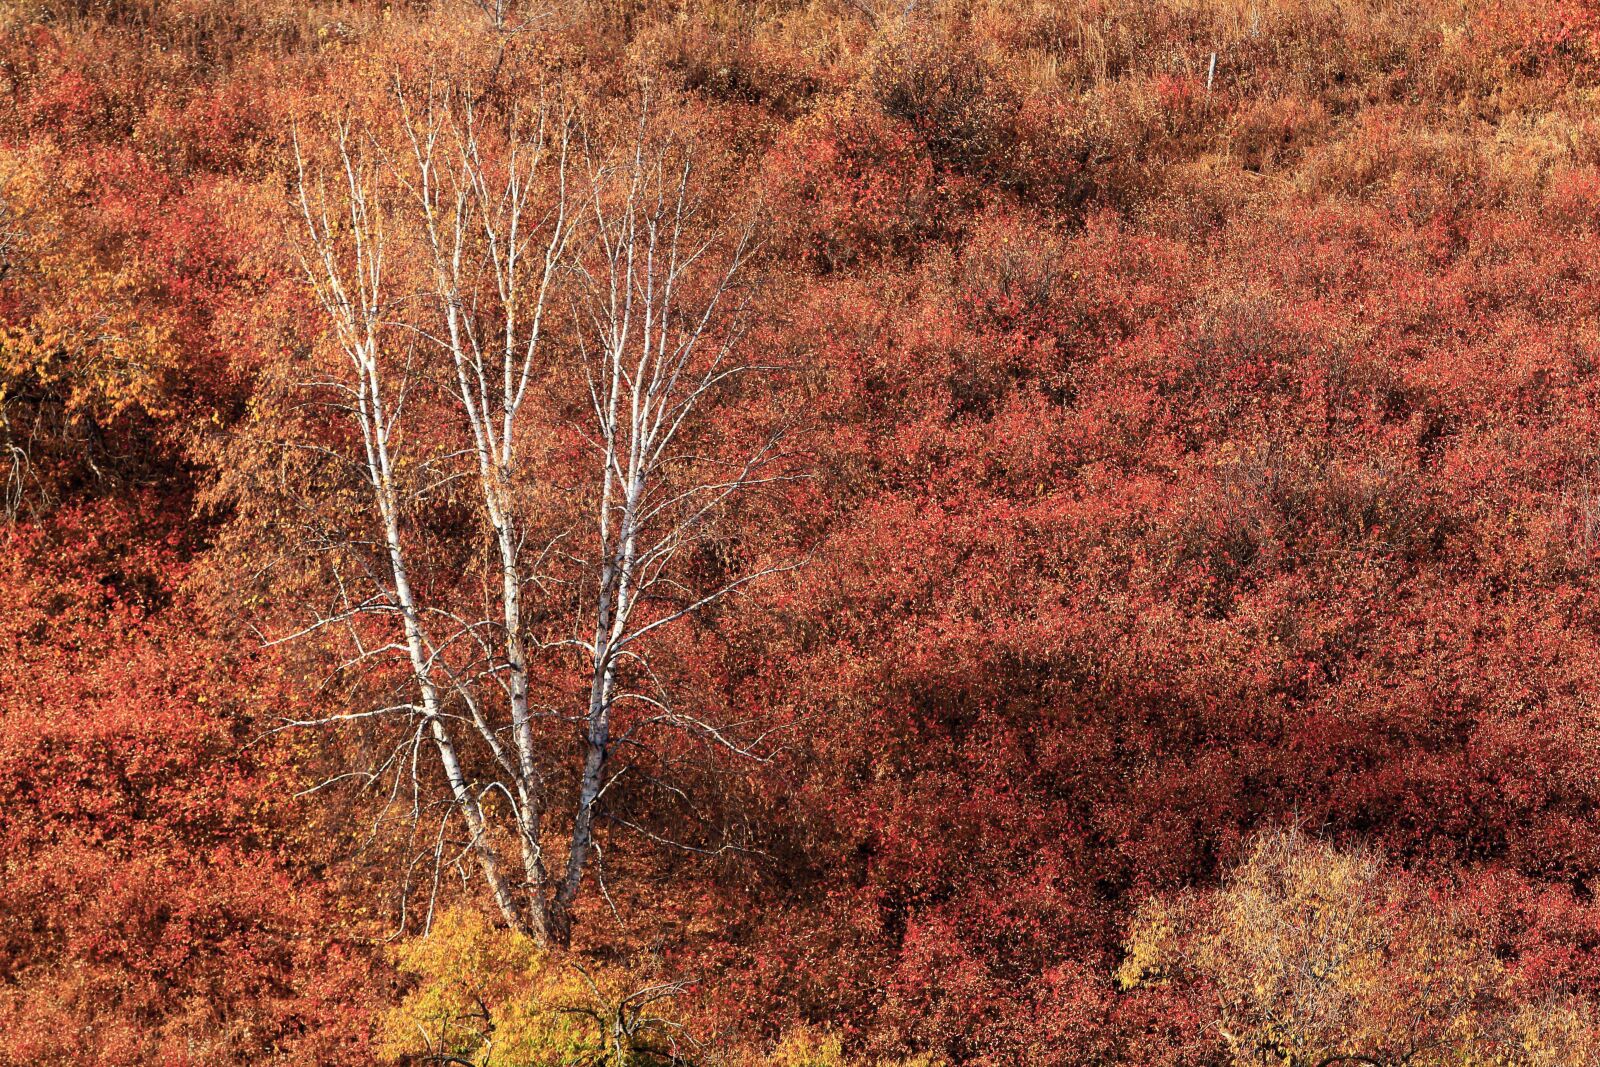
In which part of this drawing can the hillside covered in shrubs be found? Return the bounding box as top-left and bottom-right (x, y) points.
(5, 0), (1600, 1063)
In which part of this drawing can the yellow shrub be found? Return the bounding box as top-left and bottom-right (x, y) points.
(764, 1029), (942, 1067)
(1119, 828), (1600, 1067)
(380, 908), (687, 1066)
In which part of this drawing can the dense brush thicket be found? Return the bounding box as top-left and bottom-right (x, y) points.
(5, 1), (1600, 1064)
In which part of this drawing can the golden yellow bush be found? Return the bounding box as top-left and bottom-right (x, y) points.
(1120, 828), (1600, 1067)
(381, 908), (689, 1066)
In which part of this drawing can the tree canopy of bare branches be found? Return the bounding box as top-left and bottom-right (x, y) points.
(268, 78), (800, 947)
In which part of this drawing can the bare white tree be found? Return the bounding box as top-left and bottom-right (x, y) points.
(278, 81), (797, 946)
(548, 109), (804, 943)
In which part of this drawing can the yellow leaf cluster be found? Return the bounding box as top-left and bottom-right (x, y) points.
(381, 908), (679, 1067)
(1120, 828), (1600, 1067)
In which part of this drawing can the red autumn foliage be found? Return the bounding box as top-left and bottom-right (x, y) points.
(764, 98), (935, 272)
(5, 0), (1600, 1063)
(0, 499), (377, 1064)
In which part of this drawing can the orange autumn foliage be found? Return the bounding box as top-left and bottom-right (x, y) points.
(4, 0), (1600, 1064)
